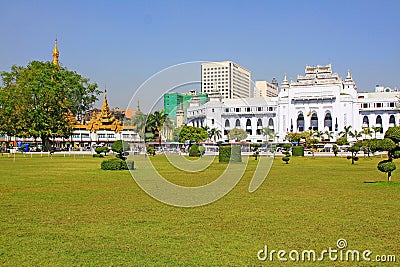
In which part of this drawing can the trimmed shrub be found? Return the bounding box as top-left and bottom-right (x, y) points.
(219, 145), (242, 163)
(95, 146), (109, 155)
(377, 160), (396, 173)
(198, 145), (205, 156)
(101, 158), (128, 170)
(282, 156), (290, 164)
(93, 154), (104, 158)
(292, 146), (304, 156)
(189, 144), (200, 157)
(147, 147), (155, 156)
(112, 140), (130, 160)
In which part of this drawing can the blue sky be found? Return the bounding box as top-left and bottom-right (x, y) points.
(1, 0), (399, 111)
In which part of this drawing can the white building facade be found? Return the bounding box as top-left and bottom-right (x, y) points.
(201, 61), (251, 99)
(188, 64), (400, 143)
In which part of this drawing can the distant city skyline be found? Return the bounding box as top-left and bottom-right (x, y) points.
(1, 0), (399, 112)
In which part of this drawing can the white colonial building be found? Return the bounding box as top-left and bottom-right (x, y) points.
(187, 64), (400, 143)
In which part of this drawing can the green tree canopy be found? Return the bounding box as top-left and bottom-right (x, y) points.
(208, 128), (222, 142)
(375, 126), (400, 182)
(146, 110), (168, 144)
(0, 61), (99, 151)
(227, 128), (248, 142)
(177, 126), (208, 143)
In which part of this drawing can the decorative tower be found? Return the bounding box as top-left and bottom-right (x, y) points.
(344, 69), (357, 90)
(281, 74), (290, 92)
(52, 38), (59, 66)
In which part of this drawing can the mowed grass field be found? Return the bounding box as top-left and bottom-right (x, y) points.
(0, 154), (399, 266)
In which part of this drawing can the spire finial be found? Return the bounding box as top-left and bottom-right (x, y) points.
(346, 69), (352, 80)
(52, 37), (59, 66)
(137, 100), (141, 112)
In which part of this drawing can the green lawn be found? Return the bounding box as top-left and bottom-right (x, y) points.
(0, 154), (399, 266)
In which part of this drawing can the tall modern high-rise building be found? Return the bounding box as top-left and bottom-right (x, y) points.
(201, 61), (251, 99)
(254, 79), (279, 97)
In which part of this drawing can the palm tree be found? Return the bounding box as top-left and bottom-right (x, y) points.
(162, 118), (175, 141)
(372, 126), (382, 139)
(146, 110), (168, 146)
(339, 126), (352, 139)
(349, 129), (362, 141)
(312, 130), (323, 142)
(130, 111), (147, 141)
(262, 127), (274, 142)
(361, 127), (372, 140)
(208, 128), (222, 143)
(323, 130), (334, 142)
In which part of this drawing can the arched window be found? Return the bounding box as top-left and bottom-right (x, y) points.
(376, 115), (382, 126)
(235, 119), (241, 127)
(256, 119), (263, 135)
(257, 119), (262, 127)
(324, 112), (332, 131)
(225, 119), (230, 128)
(310, 112), (318, 131)
(376, 115), (383, 133)
(297, 113), (304, 132)
(246, 119), (252, 135)
(268, 118), (274, 132)
(389, 115), (396, 126)
(362, 116), (369, 128)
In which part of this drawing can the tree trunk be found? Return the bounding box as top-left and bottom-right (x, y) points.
(388, 172), (392, 182)
(41, 136), (53, 152)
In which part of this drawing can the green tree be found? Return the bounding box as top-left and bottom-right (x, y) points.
(262, 127), (274, 142)
(178, 126), (208, 143)
(333, 144), (339, 156)
(304, 131), (318, 157)
(312, 130), (324, 142)
(323, 130), (334, 141)
(285, 132), (302, 144)
(95, 146), (109, 156)
(208, 128), (222, 143)
(227, 128), (248, 142)
(111, 140), (130, 160)
(128, 111), (147, 140)
(0, 61), (99, 151)
(339, 126), (353, 139)
(349, 129), (362, 141)
(336, 137), (349, 146)
(372, 126), (382, 138)
(146, 110), (168, 145)
(374, 127), (400, 182)
(347, 142), (361, 164)
(361, 127), (373, 140)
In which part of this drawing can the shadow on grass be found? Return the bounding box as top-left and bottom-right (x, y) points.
(364, 181), (400, 186)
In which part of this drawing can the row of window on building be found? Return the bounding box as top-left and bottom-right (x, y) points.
(360, 102), (396, 108)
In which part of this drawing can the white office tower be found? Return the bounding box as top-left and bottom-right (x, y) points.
(201, 61), (251, 99)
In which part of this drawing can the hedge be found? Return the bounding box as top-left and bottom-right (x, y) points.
(101, 158), (128, 170)
(292, 146), (304, 156)
(219, 145), (242, 163)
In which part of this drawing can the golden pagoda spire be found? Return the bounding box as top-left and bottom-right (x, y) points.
(52, 38), (59, 66)
(101, 89), (110, 112)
